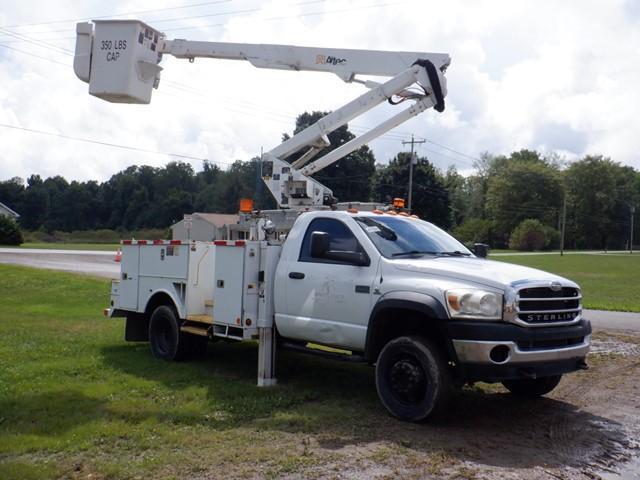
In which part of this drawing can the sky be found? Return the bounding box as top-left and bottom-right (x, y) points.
(0, 0), (639, 183)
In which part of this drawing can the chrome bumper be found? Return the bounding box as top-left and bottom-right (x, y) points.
(453, 335), (591, 365)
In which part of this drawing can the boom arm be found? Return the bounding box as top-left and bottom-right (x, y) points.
(73, 19), (450, 208)
(162, 39), (449, 82)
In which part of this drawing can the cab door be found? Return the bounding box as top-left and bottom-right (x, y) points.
(276, 217), (378, 351)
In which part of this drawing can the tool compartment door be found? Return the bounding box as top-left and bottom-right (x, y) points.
(118, 244), (140, 310)
(213, 246), (245, 325)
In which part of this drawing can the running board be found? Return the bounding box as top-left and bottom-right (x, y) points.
(180, 324), (210, 337)
(280, 341), (365, 363)
(186, 314), (213, 325)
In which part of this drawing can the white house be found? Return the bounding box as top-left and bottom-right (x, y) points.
(171, 212), (240, 241)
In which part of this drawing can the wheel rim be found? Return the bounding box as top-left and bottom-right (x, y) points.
(388, 354), (427, 405)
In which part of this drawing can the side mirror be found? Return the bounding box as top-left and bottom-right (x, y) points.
(310, 231), (330, 258)
(309, 231), (370, 266)
(324, 250), (370, 266)
(473, 243), (489, 258)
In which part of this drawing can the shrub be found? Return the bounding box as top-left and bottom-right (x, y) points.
(508, 219), (547, 251)
(453, 218), (493, 245)
(0, 215), (24, 245)
(541, 225), (560, 250)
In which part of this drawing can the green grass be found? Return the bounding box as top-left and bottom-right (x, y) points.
(7, 242), (121, 251)
(493, 253), (640, 312)
(0, 265), (390, 479)
(1, 263), (637, 478)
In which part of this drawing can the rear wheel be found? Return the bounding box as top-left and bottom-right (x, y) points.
(375, 336), (451, 422)
(149, 305), (190, 361)
(502, 375), (562, 397)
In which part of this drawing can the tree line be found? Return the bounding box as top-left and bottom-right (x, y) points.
(1, 112), (639, 249)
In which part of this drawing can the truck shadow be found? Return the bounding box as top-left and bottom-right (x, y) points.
(99, 340), (629, 472)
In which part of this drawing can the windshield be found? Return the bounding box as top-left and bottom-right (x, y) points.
(355, 215), (472, 259)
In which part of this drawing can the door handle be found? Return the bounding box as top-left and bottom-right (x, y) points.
(289, 272), (305, 279)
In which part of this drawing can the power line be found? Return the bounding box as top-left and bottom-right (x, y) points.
(120, 0), (325, 28)
(163, 1), (407, 32)
(424, 138), (481, 162)
(0, 0), (234, 29)
(0, 0), (324, 37)
(0, 43), (71, 67)
(0, 123), (233, 166)
(0, 27), (72, 56)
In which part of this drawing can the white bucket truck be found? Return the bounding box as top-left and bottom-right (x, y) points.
(75, 20), (591, 421)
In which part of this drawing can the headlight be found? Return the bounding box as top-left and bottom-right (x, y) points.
(445, 289), (503, 320)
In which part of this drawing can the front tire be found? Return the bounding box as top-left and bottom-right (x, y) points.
(375, 336), (451, 422)
(148, 305), (190, 361)
(502, 375), (562, 397)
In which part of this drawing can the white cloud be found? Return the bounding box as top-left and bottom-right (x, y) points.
(1, 0), (639, 185)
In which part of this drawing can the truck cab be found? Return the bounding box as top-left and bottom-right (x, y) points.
(272, 209), (590, 420)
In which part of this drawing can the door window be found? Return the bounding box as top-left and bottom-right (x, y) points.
(299, 218), (363, 264)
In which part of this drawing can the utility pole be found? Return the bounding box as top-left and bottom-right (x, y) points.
(560, 193), (567, 256)
(631, 205), (636, 254)
(402, 135), (425, 211)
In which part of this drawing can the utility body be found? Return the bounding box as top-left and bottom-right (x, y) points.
(76, 20), (591, 420)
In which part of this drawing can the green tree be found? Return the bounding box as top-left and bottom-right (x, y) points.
(0, 215), (23, 245)
(0, 177), (25, 215)
(564, 155), (635, 249)
(453, 218), (494, 245)
(373, 152), (451, 228)
(444, 166), (468, 228)
(20, 175), (49, 230)
(486, 151), (563, 245)
(284, 111), (376, 202)
(508, 219), (547, 251)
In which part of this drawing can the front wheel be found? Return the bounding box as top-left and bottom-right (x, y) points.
(502, 375), (562, 397)
(375, 336), (451, 422)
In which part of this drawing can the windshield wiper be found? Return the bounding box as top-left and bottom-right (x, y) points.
(391, 250), (438, 257)
(439, 251), (472, 257)
(391, 250), (471, 258)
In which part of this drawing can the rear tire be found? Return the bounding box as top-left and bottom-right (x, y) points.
(502, 375), (562, 397)
(375, 336), (451, 422)
(148, 305), (190, 361)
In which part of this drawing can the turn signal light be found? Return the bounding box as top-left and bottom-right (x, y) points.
(393, 198), (405, 208)
(239, 198), (254, 213)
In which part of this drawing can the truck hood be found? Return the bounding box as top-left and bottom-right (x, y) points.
(391, 256), (576, 291)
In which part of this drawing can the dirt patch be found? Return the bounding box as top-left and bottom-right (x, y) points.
(264, 330), (640, 479)
(590, 332), (640, 357)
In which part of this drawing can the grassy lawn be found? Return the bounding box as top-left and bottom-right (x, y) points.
(0, 265), (395, 479)
(1, 264), (638, 478)
(7, 243), (121, 251)
(492, 253), (640, 312)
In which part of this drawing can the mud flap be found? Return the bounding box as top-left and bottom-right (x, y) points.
(125, 314), (150, 342)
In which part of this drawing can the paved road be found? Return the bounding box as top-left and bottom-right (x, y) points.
(583, 309), (640, 332)
(0, 247), (119, 278)
(491, 250), (638, 256)
(1, 248), (639, 331)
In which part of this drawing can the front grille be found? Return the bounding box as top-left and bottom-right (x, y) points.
(519, 287), (579, 299)
(517, 336), (584, 350)
(516, 286), (581, 325)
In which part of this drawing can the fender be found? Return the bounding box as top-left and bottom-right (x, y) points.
(364, 291), (453, 362)
(125, 289), (186, 342)
(143, 289), (186, 319)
